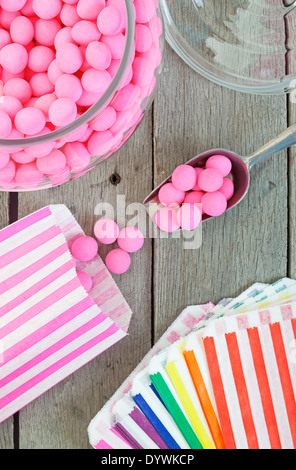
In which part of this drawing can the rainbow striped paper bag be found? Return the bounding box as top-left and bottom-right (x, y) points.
(88, 303), (213, 449)
(0, 204), (132, 423)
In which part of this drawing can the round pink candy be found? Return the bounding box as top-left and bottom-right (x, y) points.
(111, 83), (140, 111)
(15, 162), (44, 188)
(132, 57), (154, 87)
(97, 6), (124, 36)
(77, 0), (105, 20)
(100, 33), (125, 60)
(135, 24), (153, 53)
(89, 106), (117, 132)
(32, 0), (62, 19)
(206, 155), (232, 177)
(154, 206), (180, 233)
(0, 29), (11, 50)
(172, 165), (197, 192)
(158, 183), (185, 207)
(85, 41), (112, 70)
(202, 191), (228, 217)
(105, 249), (131, 275)
(134, 0), (156, 23)
(10, 16), (34, 45)
(117, 227), (144, 253)
(0, 152), (10, 170)
(49, 98), (77, 127)
(56, 43), (83, 74)
(184, 191), (205, 205)
(219, 177), (234, 201)
(0, 111), (12, 138)
(14, 107), (46, 135)
(198, 168), (224, 192)
(71, 235), (98, 261)
(63, 141), (91, 172)
(0, 43), (28, 74)
(87, 130), (114, 155)
(30, 73), (54, 97)
(177, 204), (202, 231)
(71, 20), (101, 45)
(3, 78), (32, 104)
(36, 149), (66, 175)
(0, 159), (15, 183)
(12, 150), (36, 164)
(60, 3), (80, 27)
(54, 27), (74, 50)
(34, 19), (61, 46)
(0, 10), (20, 29)
(94, 218), (119, 245)
(0, 96), (22, 119)
(55, 74), (83, 102)
(76, 270), (93, 293)
(81, 68), (112, 95)
(28, 46), (55, 73)
(1, 0), (27, 12)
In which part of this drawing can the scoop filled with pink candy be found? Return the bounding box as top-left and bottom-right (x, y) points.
(144, 123), (296, 230)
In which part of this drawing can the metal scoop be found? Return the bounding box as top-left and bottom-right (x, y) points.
(143, 123), (296, 222)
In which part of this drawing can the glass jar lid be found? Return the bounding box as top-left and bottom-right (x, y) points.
(159, 0), (296, 94)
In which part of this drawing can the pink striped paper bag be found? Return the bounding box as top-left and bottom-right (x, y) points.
(203, 302), (296, 449)
(0, 204), (132, 423)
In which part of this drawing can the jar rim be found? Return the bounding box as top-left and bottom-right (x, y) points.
(0, 0), (135, 148)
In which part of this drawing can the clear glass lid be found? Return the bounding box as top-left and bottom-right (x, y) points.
(159, 0), (296, 94)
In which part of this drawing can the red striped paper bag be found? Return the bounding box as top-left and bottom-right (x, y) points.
(0, 204), (132, 423)
(203, 302), (296, 449)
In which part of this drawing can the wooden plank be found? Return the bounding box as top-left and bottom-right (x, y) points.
(0, 192), (14, 449)
(153, 43), (288, 341)
(16, 112), (153, 448)
(285, 6), (296, 280)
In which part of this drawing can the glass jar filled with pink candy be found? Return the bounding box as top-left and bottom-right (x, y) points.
(0, 0), (163, 191)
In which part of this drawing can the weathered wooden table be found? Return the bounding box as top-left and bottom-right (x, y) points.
(0, 9), (295, 448)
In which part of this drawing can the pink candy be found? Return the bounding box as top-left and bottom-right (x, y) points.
(94, 218), (145, 274)
(14, 107), (46, 135)
(105, 249), (131, 275)
(154, 154), (234, 230)
(71, 235), (98, 262)
(0, 43), (28, 74)
(0, 110), (12, 138)
(0, 0), (162, 191)
(172, 164), (197, 192)
(94, 218), (119, 245)
(117, 227), (144, 253)
(76, 270), (93, 293)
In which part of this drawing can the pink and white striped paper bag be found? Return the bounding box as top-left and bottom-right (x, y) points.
(0, 204), (132, 423)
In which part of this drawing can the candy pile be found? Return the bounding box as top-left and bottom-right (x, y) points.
(69, 219), (144, 287)
(154, 155), (234, 233)
(0, 0), (162, 190)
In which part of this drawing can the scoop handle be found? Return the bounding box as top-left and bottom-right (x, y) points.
(245, 123), (296, 169)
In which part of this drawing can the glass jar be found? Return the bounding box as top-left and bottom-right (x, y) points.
(160, 0), (296, 94)
(0, 0), (164, 191)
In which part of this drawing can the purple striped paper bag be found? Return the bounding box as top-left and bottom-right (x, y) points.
(0, 204), (132, 423)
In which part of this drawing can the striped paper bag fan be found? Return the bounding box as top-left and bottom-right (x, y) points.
(89, 280), (296, 449)
(0, 204), (132, 423)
